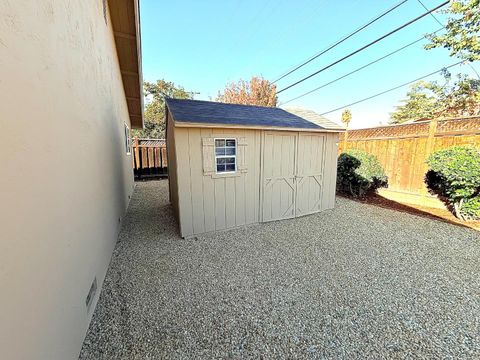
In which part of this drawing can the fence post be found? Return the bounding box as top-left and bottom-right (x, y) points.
(343, 128), (349, 151)
(425, 119), (438, 157)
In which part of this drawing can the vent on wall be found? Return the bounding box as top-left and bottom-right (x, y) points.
(86, 277), (98, 311)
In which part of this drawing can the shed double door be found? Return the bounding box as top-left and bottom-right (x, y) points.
(262, 131), (326, 222)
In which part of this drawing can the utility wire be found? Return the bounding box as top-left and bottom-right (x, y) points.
(271, 0), (409, 84)
(416, 0), (444, 26)
(277, 0), (450, 94)
(318, 61), (464, 115)
(416, 0), (480, 80)
(280, 28), (444, 105)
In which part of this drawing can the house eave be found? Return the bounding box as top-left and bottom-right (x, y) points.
(109, 0), (144, 129)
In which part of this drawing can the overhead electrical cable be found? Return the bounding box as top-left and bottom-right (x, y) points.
(271, 0), (409, 84)
(416, 0), (480, 79)
(280, 27), (444, 105)
(276, 0), (450, 94)
(318, 61), (464, 116)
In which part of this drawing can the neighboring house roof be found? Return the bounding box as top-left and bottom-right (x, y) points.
(285, 108), (345, 130)
(165, 98), (343, 132)
(109, 0), (144, 129)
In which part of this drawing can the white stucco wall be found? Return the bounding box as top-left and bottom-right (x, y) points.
(0, 1), (135, 359)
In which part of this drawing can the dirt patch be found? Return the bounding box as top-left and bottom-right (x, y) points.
(338, 193), (480, 231)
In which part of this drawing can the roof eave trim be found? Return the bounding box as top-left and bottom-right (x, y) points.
(172, 119), (345, 133)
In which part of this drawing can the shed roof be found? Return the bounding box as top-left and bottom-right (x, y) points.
(285, 108), (345, 130)
(165, 98), (343, 132)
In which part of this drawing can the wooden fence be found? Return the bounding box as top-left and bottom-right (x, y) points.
(132, 138), (167, 180)
(338, 116), (480, 207)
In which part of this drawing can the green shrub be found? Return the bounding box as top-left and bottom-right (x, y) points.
(425, 146), (480, 220)
(337, 149), (388, 197)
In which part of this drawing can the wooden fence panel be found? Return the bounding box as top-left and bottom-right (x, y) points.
(132, 138), (168, 179)
(339, 117), (480, 207)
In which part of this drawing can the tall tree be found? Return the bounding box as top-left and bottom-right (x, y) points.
(390, 73), (480, 123)
(217, 76), (277, 107)
(425, 0), (480, 61)
(132, 80), (193, 139)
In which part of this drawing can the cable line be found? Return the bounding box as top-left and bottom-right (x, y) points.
(271, 0), (409, 84)
(280, 28), (444, 105)
(318, 61), (464, 116)
(276, 0), (449, 94)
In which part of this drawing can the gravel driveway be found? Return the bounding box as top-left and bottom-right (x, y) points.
(80, 180), (480, 359)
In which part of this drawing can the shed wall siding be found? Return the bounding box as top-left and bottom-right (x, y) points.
(166, 111), (179, 221)
(174, 127), (262, 237)
(321, 133), (340, 210)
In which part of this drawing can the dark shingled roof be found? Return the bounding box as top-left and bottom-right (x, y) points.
(165, 98), (325, 130)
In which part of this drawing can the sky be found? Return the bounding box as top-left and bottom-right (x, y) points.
(139, 0), (479, 129)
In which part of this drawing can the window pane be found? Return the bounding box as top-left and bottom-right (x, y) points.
(215, 139), (225, 147)
(217, 164), (226, 172)
(225, 157), (235, 164)
(226, 139), (236, 147)
(215, 147), (226, 156)
(225, 147), (236, 155)
(217, 158), (226, 165)
(226, 163), (235, 171)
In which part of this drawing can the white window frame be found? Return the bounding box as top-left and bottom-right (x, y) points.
(124, 123), (131, 155)
(214, 138), (237, 174)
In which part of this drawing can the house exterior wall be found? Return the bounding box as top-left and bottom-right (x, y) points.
(0, 1), (135, 359)
(170, 124), (339, 238)
(173, 127), (262, 237)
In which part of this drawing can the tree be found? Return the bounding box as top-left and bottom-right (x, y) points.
(390, 73), (480, 123)
(341, 109), (352, 128)
(132, 80), (193, 139)
(217, 76), (277, 107)
(390, 81), (440, 123)
(425, 0), (480, 62)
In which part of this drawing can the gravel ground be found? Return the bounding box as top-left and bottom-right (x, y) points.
(80, 180), (480, 359)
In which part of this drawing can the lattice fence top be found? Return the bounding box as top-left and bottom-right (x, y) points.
(436, 117), (480, 135)
(136, 138), (166, 147)
(340, 117), (480, 141)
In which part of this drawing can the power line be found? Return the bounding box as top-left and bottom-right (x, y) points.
(271, 0), (409, 84)
(416, 0), (444, 26)
(318, 61), (464, 116)
(276, 0), (450, 94)
(280, 28), (444, 105)
(415, 0), (480, 80)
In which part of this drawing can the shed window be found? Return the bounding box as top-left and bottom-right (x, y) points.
(215, 138), (236, 173)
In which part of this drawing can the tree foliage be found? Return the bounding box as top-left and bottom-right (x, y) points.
(337, 150), (388, 197)
(390, 72), (480, 123)
(216, 76), (277, 107)
(425, 146), (480, 220)
(425, 0), (480, 62)
(341, 109), (352, 128)
(132, 80), (193, 139)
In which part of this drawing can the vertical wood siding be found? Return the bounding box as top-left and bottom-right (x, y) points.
(338, 118), (480, 201)
(173, 127), (262, 237)
(170, 125), (339, 237)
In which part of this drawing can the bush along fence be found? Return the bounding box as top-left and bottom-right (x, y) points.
(132, 138), (167, 180)
(338, 116), (480, 208)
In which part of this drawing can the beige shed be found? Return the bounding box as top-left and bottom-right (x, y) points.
(165, 99), (344, 238)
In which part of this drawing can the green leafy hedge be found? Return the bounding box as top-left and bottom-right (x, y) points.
(425, 146), (480, 220)
(337, 149), (388, 197)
